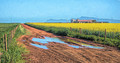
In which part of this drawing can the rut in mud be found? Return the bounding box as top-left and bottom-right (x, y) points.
(17, 24), (120, 63)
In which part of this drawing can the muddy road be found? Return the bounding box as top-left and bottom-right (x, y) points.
(17, 24), (120, 63)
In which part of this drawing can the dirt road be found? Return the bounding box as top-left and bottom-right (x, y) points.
(17, 24), (120, 63)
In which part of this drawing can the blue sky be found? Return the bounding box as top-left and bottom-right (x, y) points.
(0, 0), (120, 22)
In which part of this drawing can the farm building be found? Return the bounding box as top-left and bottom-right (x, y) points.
(71, 19), (96, 23)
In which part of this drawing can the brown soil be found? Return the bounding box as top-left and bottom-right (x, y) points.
(17, 24), (120, 63)
(0, 53), (2, 56)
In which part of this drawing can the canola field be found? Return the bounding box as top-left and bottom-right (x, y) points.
(28, 23), (120, 32)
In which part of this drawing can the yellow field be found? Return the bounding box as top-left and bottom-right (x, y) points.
(28, 23), (120, 32)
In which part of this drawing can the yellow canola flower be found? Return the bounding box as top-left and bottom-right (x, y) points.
(28, 23), (120, 32)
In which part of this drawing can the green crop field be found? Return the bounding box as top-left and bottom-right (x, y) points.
(0, 23), (27, 63)
(0, 23), (18, 37)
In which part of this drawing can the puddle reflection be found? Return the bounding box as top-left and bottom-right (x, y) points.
(31, 37), (104, 49)
(31, 43), (48, 49)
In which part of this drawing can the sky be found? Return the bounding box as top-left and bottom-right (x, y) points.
(0, 0), (120, 23)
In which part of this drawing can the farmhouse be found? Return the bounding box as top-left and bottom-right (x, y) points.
(71, 19), (96, 23)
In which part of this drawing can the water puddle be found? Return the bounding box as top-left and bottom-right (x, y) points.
(66, 39), (104, 49)
(32, 37), (67, 44)
(22, 40), (26, 41)
(80, 43), (104, 49)
(31, 37), (104, 49)
(68, 45), (80, 48)
(31, 43), (48, 49)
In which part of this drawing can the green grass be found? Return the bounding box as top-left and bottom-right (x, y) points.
(25, 23), (120, 49)
(0, 23), (19, 38)
(0, 24), (28, 63)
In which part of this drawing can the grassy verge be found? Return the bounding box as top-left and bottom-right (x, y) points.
(0, 24), (28, 63)
(25, 23), (120, 49)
